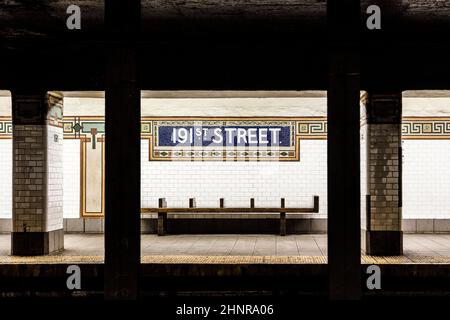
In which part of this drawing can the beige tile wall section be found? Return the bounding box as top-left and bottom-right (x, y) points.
(368, 124), (401, 231)
(12, 124), (46, 232)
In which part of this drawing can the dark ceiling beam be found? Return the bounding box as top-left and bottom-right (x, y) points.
(1, 41), (450, 91)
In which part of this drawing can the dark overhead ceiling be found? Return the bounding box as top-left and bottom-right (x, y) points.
(0, 1), (449, 38)
(0, 1), (449, 91)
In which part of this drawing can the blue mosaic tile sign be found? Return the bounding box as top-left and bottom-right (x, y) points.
(147, 118), (300, 161)
(158, 125), (291, 147)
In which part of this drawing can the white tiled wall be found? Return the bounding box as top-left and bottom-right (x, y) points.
(1, 122), (450, 221)
(360, 123), (368, 229)
(360, 98), (368, 229)
(63, 139), (80, 218)
(402, 140), (450, 219)
(0, 140), (12, 218)
(45, 125), (64, 231)
(141, 139), (328, 217)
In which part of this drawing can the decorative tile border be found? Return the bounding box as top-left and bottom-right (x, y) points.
(4, 117), (450, 141)
(402, 117), (450, 139)
(0, 116), (12, 139)
(61, 117), (105, 218)
(46, 93), (64, 128)
(296, 118), (327, 139)
(63, 116), (105, 143)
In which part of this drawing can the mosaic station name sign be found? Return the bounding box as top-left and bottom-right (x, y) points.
(162, 126), (288, 147)
(145, 118), (301, 161)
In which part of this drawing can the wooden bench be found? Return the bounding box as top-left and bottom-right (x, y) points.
(141, 196), (319, 236)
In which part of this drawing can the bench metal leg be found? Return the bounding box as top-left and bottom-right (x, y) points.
(280, 212), (286, 236)
(157, 212), (167, 236)
(280, 198), (286, 236)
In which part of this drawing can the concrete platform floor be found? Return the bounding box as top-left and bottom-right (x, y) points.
(0, 234), (450, 263)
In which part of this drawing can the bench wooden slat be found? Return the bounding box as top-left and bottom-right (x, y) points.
(142, 207), (317, 213)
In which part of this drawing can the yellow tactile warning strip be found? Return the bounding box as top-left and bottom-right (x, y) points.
(361, 255), (450, 264)
(0, 256), (103, 264)
(1, 255), (450, 265)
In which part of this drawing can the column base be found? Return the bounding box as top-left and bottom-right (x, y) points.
(366, 230), (403, 256)
(11, 229), (64, 256)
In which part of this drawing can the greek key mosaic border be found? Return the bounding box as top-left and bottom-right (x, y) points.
(2, 117), (450, 141)
(296, 118), (327, 139)
(402, 117), (450, 139)
(0, 117), (12, 138)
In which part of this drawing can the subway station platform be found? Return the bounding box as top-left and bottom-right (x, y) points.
(1, 234), (450, 264)
(1, 234), (450, 298)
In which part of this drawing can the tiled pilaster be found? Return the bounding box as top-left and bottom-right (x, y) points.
(365, 92), (403, 255)
(11, 91), (64, 255)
